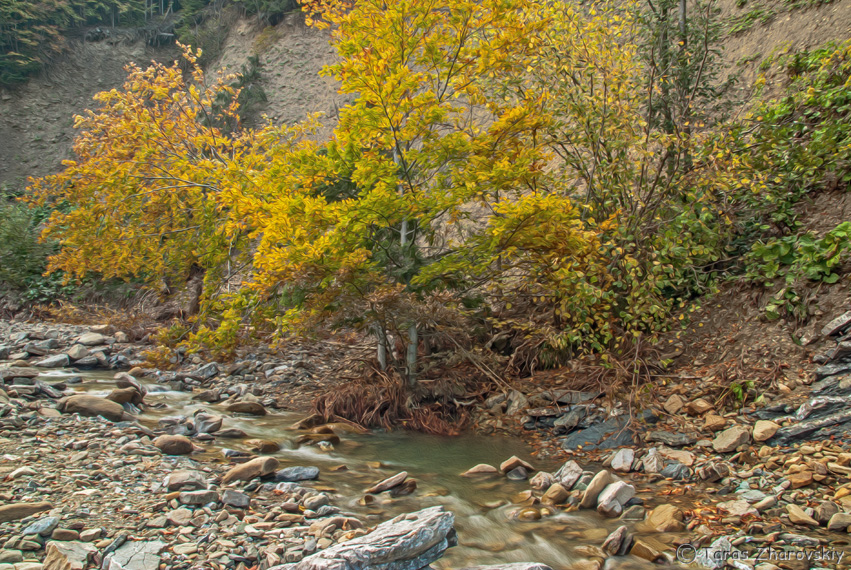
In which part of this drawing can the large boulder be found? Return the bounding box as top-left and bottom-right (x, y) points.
(222, 456), (280, 484)
(58, 395), (130, 422)
(269, 506), (455, 570)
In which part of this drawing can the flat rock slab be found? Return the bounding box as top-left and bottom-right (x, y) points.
(111, 540), (167, 570)
(269, 506), (456, 570)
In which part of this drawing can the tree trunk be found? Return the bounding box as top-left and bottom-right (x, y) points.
(406, 324), (418, 388)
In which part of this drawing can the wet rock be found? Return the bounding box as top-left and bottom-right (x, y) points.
(226, 401), (267, 415)
(695, 537), (737, 570)
(601, 525), (631, 557)
(580, 470), (612, 509)
(596, 482), (635, 518)
(0, 502), (52, 523)
(610, 449), (634, 472)
(514, 507), (541, 521)
(114, 373), (147, 396)
(58, 395), (129, 422)
(630, 538), (667, 563)
(275, 466), (320, 482)
(462, 464), (499, 477)
(215, 427), (247, 438)
(247, 439), (281, 454)
(222, 456), (280, 484)
(500, 456), (534, 474)
(644, 504), (684, 532)
(506, 466), (529, 480)
(153, 435), (194, 456)
(35, 354), (70, 368)
(269, 506), (455, 570)
(712, 426), (750, 453)
(366, 471), (408, 494)
(753, 420), (780, 442)
(529, 471), (555, 491)
(163, 470), (207, 491)
(106, 387), (142, 405)
(194, 412), (223, 434)
(554, 460), (583, 490)
(542, 483), (569, 505)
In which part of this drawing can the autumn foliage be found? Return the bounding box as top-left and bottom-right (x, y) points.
(26, 0), (851, 393)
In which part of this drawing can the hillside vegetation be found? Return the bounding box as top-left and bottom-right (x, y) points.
(1, 0), (850, 426)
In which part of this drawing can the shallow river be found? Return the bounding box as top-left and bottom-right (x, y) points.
(44, 369), (670, 569)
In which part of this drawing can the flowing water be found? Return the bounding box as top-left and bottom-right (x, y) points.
(44, 369), (664, 569)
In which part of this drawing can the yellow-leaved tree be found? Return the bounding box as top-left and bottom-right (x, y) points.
(241, 0), (602, 388)
(29, 46), (315, 325)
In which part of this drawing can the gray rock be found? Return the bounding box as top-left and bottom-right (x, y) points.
(163, 470), (207, 492)
(21, 516), (59, 537)
(560, 415), (633, 451)
(642, 448), (664, 473)
(645, 430), (696, 447)
(610, 449), (634, 472)
(602, 525), (631, 556)
(660, 461), (690, 480)
(178, 490), (218, 505)
(222, 490), (250, 508)
(553, 460), (583, 490)
(597, 481), (635, 518)
(195, 362), (219, 379)
(194, 412), (223, 434)
(695, 537), (737, 569)
(822, 311), (851, 337)
(816, 360), (851, 381)
(268, 506), (455, 570)
(506, 466), (528, 480)
(505, 391), (528, 416)
(111, 540), (167, 570)
(34, 354), (70, 368)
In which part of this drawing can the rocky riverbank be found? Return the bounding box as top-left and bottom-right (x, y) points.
(4, 312), (851, 570)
